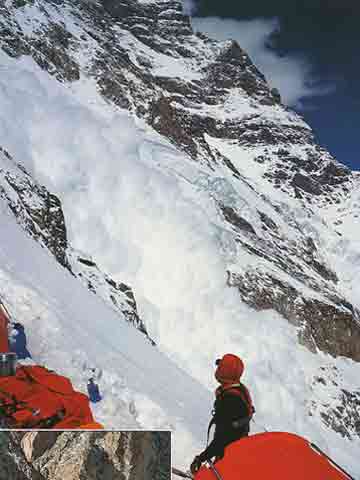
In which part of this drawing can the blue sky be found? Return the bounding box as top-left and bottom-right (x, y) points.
(183, 0), (360, 170)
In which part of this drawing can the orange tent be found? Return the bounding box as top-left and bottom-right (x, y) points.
(195, 432), (353, 480)
(0, 364), (100, 429)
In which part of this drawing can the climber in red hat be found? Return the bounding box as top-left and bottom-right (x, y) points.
(190, 353), (254, 474)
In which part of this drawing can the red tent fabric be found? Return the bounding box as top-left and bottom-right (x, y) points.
(0, 365), (97, 428)
(195, 432), (352, 480)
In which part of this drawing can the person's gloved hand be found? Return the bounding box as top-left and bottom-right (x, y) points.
(190, 455), (202, 475)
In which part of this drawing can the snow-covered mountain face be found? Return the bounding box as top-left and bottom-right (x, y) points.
(0, 0), (360, 475)
(1, 0), (359, 359)
(0, 147), (151, 339)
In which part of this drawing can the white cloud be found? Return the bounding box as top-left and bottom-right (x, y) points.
(191, 17), (335, 108)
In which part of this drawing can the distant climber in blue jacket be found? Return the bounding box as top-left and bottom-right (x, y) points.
(9, 322), (32, 360)
(87, 377), (102, 403)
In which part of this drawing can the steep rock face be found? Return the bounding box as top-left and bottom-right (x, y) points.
(310, 366), (360, 440)
(5, 431), (171, 480)
(20, 432), (61, 463)
(228, 270), (360, 360)
(0, 146), (68, 268)
(0, 147), (151, 341)
(68, 250), (151, 339)
(0, 432), (45, 480)
(0, 0), (359, 440)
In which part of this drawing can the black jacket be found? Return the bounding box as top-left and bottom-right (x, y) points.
(199, 384), (253, 462)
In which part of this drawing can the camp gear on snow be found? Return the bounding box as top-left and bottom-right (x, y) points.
(214, 354), (244, 385)
(0, 298), (103, 429)
(87, 378), (102, 403)
(193, 432), (354, 480)
(9, 323), (32, 360)
(0, 352), (17, 377)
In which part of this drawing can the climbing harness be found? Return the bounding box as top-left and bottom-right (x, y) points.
(206, 382), (255, 446)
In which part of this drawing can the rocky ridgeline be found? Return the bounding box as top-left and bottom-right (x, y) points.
(0, 0), (359, 438)
(0, 0), (351, 197)
(0, 147), (151, 341)
(0, 431), (170, 480)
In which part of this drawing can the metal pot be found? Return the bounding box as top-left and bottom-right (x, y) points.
(0, 352), (17, 377)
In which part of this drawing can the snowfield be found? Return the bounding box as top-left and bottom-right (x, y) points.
(0, 50), (359, 476)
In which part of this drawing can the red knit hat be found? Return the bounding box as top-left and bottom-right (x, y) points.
(215, 354), (244, 384)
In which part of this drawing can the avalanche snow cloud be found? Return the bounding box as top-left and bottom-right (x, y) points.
(0, 179), (210, 467)
(0, 41), (359, 478)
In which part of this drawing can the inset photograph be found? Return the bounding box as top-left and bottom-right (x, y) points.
(0, 430), (170, 480)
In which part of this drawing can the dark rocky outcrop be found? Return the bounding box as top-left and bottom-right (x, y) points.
(292, 173), (322, 196)
(319, 389), (360, 439)
(310, 367), (360, 440)
(228, 270), (360, 361)
(68, 250), (152, 341)
(0, 148), (69, 268)
(0, 432), (45, 480)
(220, 204), (256, 235)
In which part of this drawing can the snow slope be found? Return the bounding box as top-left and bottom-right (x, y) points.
(0, 200), (210, 465)
(0, 49), (359, 476)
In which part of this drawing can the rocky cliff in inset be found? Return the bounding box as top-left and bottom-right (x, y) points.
(0, 431), (170, 480)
